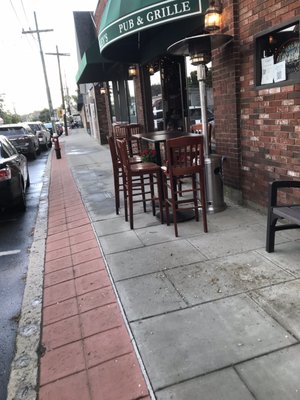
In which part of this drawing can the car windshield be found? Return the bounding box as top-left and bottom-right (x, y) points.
(189, 107), (214, 122)
(0, 127), (26, 136)
(28, 124), (40, 131)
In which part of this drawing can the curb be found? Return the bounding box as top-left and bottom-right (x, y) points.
(7, 151), (52, 400)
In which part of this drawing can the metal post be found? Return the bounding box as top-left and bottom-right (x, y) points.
(197, 63), (226, 213)
(46, 46), (70, 136)
(197, 64), (209, 157)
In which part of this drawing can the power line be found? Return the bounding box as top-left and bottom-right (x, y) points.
(8, 0), (37, 50)
(19, 0), (30, 25)
(9, 0), (23, 26)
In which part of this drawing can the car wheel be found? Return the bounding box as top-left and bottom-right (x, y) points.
(42, 143), (49, 151)
(17, 181), (26, 211)
(36, 146), (41, 155)
(26, 168), (30, 188)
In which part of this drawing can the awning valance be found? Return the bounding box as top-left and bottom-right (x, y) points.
(76, 40), (128, 84)
(98, 0), (209, 64)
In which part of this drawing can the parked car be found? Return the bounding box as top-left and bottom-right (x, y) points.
(153, 108), (164, 131)
(0, 135), (30, 211)
(44, 122), (63, 136)
(55, 123), (64, 136)
(44, 122), (53, 134)
(189, 106), (214, 126)
(0, 124), (40, 159)
(27, 121), (52, 150)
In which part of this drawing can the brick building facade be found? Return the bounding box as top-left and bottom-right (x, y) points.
(213, 0), (299, 207)
(79, 0), (299, 209)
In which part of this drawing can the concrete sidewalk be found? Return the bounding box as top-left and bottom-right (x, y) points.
(9, 128), (300, 399)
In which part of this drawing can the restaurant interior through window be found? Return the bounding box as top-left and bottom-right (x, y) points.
(149, 55), (214, 132)
(255, 18), (300, 87)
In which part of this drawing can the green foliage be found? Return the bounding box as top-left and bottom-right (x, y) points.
(38, 108), (51, 122)
(0, 109), (21, 124)
(187, 69), (212, 88)
(0, 95), (21, 123)
(151, 84), (162, 97)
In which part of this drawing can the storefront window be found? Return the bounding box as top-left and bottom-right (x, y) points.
(254, 19), (300, 88)
(127, 80), (137, 123)
(151, 71), (163, 131)
(185, 58), (214, 127)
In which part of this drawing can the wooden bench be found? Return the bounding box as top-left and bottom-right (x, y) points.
(266, 180), (300, 252)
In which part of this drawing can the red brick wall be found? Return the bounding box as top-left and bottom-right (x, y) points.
(213, 0), (300, 206)
(94, 0), (108, 33)
(212, 0), (242, 196)
(95, 86), (110, 144)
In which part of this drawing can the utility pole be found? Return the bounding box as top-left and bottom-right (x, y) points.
(22, 12), (57, 136)
(46, 46), (70, 136)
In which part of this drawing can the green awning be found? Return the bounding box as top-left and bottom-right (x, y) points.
(98, 0), (209, 64)
(76, 40), (128, 84)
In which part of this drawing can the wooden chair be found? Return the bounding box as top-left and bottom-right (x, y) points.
(191, 122), (216, 153)
(116, 138), (163, 229)
(108, 136), (142, 215)
(162, 135), (208, 237)
(112, 123), (141, 157)
(191, 123), (202, 133)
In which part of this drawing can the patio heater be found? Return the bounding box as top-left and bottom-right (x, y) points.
(168, 33), (232, 213)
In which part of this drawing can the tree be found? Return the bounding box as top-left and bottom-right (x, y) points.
(38, 108), (51, 122)
(151, 84), (162, 97)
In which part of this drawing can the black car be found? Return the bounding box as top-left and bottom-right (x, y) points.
(0, 124), (40, 159)
(0, 135), (30, 211)
(189, 106), (214, 126)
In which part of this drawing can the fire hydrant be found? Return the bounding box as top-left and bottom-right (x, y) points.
(52, 135), (61, 159)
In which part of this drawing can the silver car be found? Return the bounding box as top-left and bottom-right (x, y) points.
(0, 124), (40, 159)
(27, 121), (52, 150)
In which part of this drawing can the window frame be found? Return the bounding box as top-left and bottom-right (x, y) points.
(254, 17), (300, 89)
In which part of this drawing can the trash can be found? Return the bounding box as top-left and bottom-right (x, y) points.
(205, 154), (226, 213)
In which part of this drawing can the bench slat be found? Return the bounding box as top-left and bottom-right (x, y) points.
(273, 206), (300, 225)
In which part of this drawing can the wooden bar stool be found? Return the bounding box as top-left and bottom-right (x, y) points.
(162, 135), (208, 237)
(116, 138), (163, 229)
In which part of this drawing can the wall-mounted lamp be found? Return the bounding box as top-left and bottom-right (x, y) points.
(204, 0), (223, 32)
(128, 65), (137, 77)
(148, 65), (155, 75)
(100, 86), (106, 95)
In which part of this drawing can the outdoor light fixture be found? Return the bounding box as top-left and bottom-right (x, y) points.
(128, 65), (137, 77)
(100, 86), (106, 95)
(148, 65), (155, 75)
(204, 0), (223, 32)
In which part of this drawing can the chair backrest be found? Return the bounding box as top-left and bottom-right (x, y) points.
(128, 123), (140, 136)
(191, 123), (202, 134)
(112, 124), (129, 140)
(116, 139), (130, 173)
(108, 136), (120, 172)
(166, 135), (205, 177)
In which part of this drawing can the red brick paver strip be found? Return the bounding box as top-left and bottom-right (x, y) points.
(38, 147), (150, 399)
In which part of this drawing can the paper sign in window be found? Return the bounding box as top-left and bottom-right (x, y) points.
(274, 61), (286, 83)
(261, 56), (274, 85)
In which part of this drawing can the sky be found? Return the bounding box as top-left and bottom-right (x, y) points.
(0, 0), (98, 115)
